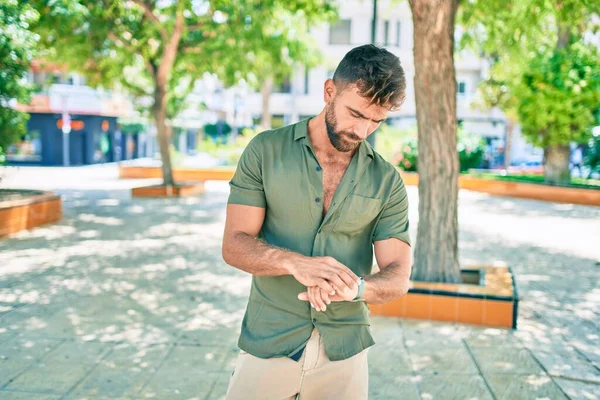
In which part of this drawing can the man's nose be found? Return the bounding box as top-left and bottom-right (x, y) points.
(354, 120), (374, 140)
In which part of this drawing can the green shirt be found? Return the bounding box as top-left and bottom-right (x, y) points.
(227, 118), (410, 361)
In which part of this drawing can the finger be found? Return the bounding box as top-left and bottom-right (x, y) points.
(337, 270), (359, 292)
(297, 292), (309, 301)
(326, 273), (351, 295)
(316, 278), (336, 295)
(319, 288), (331, 309)
(311, 286), (326, 312)
(307, 286), (317, 310)
(330, 260), (359, 283)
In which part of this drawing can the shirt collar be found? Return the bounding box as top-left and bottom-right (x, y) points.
(293, 117), (374, 159)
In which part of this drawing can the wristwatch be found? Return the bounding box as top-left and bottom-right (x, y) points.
(352, 277), (365, 301)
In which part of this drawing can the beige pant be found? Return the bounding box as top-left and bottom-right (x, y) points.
(225, 328), (369, 400)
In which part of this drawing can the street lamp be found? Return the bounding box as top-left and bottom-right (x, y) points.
(62, 111), (71, 166)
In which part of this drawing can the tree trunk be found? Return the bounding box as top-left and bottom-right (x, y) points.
(544, 144), (570, 185)
(409, 0), (461, 283)
(504, 118), (515, 169)
(154, 84), (175, 187)
(261, 76), (273, 130)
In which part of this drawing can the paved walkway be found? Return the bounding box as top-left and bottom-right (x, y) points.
(0, 165), (598, 400)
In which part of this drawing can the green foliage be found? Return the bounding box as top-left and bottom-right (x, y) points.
(372, 124), (416, 164)
(457, 129), (486, 172)
(515, 43), (600, 149)
(119, 122), (146, 134)
(584, 132), (600, 178)
(393, 137), (418, 172)
(395, 129), (486, 172)
(0, 0), (38, 151)
(197, 127), (259, 165)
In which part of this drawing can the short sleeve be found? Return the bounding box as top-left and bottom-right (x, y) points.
(372, 175), (410, 246)
(227, 135), (266, 208)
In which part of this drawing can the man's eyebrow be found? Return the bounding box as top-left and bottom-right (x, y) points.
(347, 106), (385, 123)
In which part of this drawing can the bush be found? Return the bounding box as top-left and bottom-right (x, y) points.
(457, 130), (486, 172)
(395, 129), (486, 172)
(197, 127), (260, 165)
(584, 133), (600, 178)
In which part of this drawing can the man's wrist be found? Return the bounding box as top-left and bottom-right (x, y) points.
(352, 277), (365, 301)
(281, 253), (302, 276)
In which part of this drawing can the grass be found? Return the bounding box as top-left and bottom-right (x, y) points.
(467, 173), (600, 190)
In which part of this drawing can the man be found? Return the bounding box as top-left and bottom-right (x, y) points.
(222, 44), (411, 399)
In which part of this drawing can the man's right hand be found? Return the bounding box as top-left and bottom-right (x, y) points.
(287, 256), (360, 297)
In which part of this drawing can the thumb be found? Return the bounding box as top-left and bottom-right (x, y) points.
(297, 292), (309, 301)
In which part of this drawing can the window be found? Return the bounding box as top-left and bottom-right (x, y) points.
(457, 81), (466, 94)
(384, 21), (390, 46)
(396, 21), (401, 47)
(329, 20), (351, 45)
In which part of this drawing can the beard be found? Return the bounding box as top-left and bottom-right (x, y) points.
(325, 101), (362, 152)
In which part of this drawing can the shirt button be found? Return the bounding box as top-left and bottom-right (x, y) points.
(315, 197), (321, 203)
(316, 166), (322, 172)
(312, 318), (317, 323)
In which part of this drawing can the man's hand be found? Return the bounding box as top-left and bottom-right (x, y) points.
(297, 284), (359, 312)
(288, 256), (359, 299)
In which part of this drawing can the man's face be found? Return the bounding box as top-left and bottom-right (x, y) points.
(325, 83), (389, 153)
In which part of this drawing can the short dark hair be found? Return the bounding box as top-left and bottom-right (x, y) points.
(333, 44), (406, 111)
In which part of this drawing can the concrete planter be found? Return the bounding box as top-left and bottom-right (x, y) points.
(120, 165), (235, 182)
(396, 169), (599, 206)
(0, 190), (62, 237)
(369, 265), (519, 329)
(131, 183), (205, 198)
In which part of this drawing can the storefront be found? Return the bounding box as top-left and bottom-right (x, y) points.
(6, 113), (148, 166)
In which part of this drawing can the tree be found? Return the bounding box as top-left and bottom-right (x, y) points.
(31, 0), (335, 187)
(460, 0), (600, 184)
(0, 1), (39, 158)
(408, 0), (461, 282)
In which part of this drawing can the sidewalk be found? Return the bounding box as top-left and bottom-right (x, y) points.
(0, 165), (598, 399)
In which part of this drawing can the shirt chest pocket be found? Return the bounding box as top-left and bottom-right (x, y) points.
(333, 194), (382, 236)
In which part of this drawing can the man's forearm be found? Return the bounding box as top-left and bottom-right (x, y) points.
(361, 261), (411, 304)
(222, 232), (302, 276)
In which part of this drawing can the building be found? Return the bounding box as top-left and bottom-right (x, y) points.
(9, 61), (148, 166)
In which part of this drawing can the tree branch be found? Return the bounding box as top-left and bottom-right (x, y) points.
(187, 22), (202, 31)
(130, 0), (168, 42)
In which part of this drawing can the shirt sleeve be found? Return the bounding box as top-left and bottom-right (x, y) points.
(227, 135), (266, 208)
(372, 174), (411, 246)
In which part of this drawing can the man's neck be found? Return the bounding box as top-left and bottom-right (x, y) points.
(307, 114), (356, 162)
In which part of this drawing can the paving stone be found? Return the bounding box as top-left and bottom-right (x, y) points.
(368, 343), (413, 376)
(553, 378), (600, 400)
(369, 374), (421, 400)
(417, 374), (493, 400)
(138, 345), (228, 399)
(408, 345), (479, 375)
(485, 374), (569, 400)
(66, 343), (170, 399)
(4, 341), (111, 393)
(204, 372), (233, 400)
(0, 390), (61, 400)
(469, 347), (544, 374)
(0, 336), (63, 387)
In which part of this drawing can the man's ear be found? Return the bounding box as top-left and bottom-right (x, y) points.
(324, 78), (336, 104)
